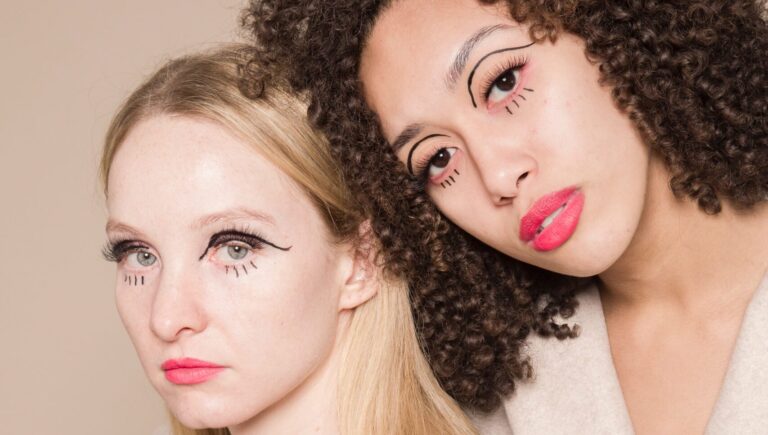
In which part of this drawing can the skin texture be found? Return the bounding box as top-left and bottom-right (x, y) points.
(361, 1), (650, 278)
(361, 0), (768, 433)
(242, 0), (768, 417)
(105, 115), (373, 434)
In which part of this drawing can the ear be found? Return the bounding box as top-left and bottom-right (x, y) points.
(338, 220), (380, 311)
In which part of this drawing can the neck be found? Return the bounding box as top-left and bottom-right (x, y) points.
(599, 155), (768, 318)
(228, 313), (352, 435)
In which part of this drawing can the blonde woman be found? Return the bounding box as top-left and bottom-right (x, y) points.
(99, 44), (476, 435)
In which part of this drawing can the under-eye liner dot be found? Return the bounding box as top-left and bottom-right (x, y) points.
(441, 182), (447, 189)
(513, 100), (520, 108)
(524, 87), (534, 92)
(134, 275), (138, 286)
(506, 107), (513, 115)
(141, 276), (144, 285)
(242, 265), (248, 275)
(250, 261), (257, 270)
(234, 267), (240, 278)
(454, 169), (460, 175)
(519, 94), (527, 101)
(449, 175), (455, 183)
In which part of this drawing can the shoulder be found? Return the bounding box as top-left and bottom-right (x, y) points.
(498, 285), (634, 434)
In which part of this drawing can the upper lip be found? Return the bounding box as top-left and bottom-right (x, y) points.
(161, 358), (223, 370)
(519, 186), (578, 242)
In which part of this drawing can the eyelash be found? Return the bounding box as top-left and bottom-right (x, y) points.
(479, 55), (528, 103)
(102, 239), (148, 263)
(412, 143), (458, 188)
(202, 226), (266, 259)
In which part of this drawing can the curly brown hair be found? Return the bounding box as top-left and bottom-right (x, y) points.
(241, 0), (768, 412)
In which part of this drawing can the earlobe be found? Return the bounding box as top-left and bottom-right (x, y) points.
(338, 221), (381, 311)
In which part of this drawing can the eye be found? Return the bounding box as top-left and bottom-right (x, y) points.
(126, 250), (157, 268)
(428, 147), (458, 178)
(213, 243), (252, 264)
(486, 68), (520, 105)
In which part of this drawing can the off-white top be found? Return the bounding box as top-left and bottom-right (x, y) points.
(471, 272), (768, 434)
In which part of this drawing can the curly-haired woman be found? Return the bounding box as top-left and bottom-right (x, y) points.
(244, 1), (768, 433)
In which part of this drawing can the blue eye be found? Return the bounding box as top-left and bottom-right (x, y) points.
(214, 243), (252, 264)
(127, 251), (157, 268)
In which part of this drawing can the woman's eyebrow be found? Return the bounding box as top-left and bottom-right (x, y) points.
(193, 207), (277, 229)
(445, 24), (515, 89)
(391, 123), (425, 152)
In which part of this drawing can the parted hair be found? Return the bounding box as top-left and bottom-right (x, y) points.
(101, 44), (477, 434)
(242, 0), (768, 411)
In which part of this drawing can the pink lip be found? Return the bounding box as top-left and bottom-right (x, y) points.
(162, 358), (225, 385)
(519, 187), (584, 251)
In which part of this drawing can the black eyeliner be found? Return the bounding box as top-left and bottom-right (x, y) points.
(406, 134), (449, 175)
(198, 229), (291, 261)
(467, 42), (535, 107)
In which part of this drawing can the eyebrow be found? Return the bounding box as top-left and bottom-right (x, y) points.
(193, 207), (277, 229)
(105, 208), (277, 238)
(445, 24), (514, 89)
(390, 25), (517, 153)
(105, 220), (145, 237)
(391, 123), (424, 153)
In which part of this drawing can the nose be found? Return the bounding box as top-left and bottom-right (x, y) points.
(150, 266), (208, 342)
(468, 139), (537, 205)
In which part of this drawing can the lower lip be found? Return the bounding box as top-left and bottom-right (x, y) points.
(164, 367), (224, 385)
(531, 191), (585, 251)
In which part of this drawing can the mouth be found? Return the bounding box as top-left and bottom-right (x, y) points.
(162, 358), (225, 385)
(519, 187), (585, 252)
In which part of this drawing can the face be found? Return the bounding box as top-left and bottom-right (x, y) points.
(105, 115), (357, 429)
(360, 0), (651, 276)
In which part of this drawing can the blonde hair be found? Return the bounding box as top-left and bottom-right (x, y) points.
(100, 44), (477, 435)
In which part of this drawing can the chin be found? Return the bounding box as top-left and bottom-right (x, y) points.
(521, 235), (627, 278)
(166, 395), (259, 431)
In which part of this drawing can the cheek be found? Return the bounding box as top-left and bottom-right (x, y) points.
(115, 286), (160, 374)
(220, 246), (344, 406)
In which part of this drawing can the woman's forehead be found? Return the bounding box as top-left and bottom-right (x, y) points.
(106, 115), (313, 236)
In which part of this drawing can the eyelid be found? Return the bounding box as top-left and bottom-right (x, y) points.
(412, 140), (460, 181)
(199, 228), (291, 261)
(407, 133), (449, 175)
(103, 239), (150, 263)
(478, 55), (528, 107)
(467, 42), (535, 107)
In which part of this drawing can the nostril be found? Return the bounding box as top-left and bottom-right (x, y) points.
(517, 171), (529, 188)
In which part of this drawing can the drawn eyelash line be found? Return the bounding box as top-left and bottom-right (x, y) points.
(123, 274), (143, 286)
(226, 260), (259, 278)
(504, 87), (535, 116)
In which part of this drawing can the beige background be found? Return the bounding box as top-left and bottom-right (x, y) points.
(1, 1), (244, 433)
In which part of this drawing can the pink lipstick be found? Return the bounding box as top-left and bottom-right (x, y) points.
(520, 187), (584, 251)
(162, 358), (224, 385)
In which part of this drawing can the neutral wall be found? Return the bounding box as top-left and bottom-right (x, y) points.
(1, 2), (244, 433)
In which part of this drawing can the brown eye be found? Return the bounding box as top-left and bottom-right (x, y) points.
(487, 68), (521, 105)
(433, 149), (452, 168)
(428, 147), (458, 177)
(495, 69), (517, 91)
